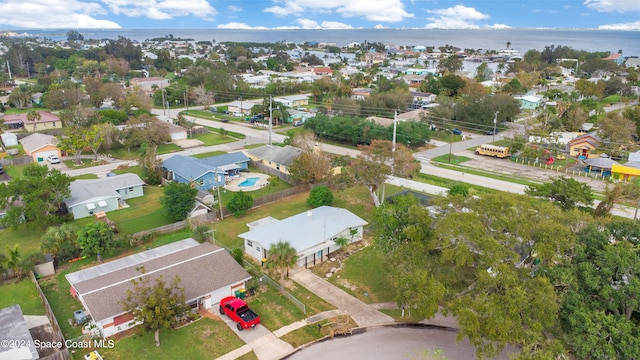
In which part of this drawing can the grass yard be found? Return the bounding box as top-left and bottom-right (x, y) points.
(219, 175), (293, 206)
(279, 316), (357, 348)
(94, 317), (245, 360)
(192, 131), (238, 146)
(109, 143), (183, 160)
(193, 151), (227, 159)
(431, 154), (471, 165)
(322, 245), (397, 304)
(245, 284), (310, 331)
(62, 159), (107, 169)
(0, 279), (46, 315)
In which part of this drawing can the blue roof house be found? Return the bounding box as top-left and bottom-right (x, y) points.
(163, 152), (250, 190)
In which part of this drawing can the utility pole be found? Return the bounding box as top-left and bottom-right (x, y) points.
(269, 95), (273, 146)
(216, 173), (224, 221)
(161, 88), (167, 117)
(392, 110), (397, 153)
(493, 111), (499, 142)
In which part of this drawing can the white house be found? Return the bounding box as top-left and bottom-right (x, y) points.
(65, 239), (251, 338)
(273, 95), (310, 108)
(239, 206), (368, 268)
(65, 174), (145, 219)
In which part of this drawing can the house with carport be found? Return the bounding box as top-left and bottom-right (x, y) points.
(65, 173), (145, 219)
(65, 239), (251, 338)
(18, 133), (61, 163)
(1, 111), (61, 132)
(163, 152), (250, 190)
(239, 206), (368, 268)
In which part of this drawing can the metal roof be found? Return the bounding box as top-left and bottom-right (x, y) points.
(238, 206), (368, 253)
(245, 145), (303, 167)
(65, 173), (145, 207)
(162, 154), (225, 180)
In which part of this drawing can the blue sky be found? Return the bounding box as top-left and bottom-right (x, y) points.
(0, 0), (639, 30)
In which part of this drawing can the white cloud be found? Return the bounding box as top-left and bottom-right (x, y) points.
(228, 5), (242, 13)
(101, 0), (216, 20)
(295, 18), (352, 29)
(0, 0), (121, 28)
(374, 24), (389, 29)
(264, 0), (413, 22)
(424, 5), (489, 29)
(216, 22), (268, 29)
(584, 0), (640, 12)
(297, 18), (320, 28)
(320, 21), (352, 29)
(488, 23), (511, 29)
(598, 20), (640, 30)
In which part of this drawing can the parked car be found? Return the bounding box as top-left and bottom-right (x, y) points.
(210, 107), (217, 112)
(0, 164), (3, 174)
(452, 128), (462, 135)
(293, 119), (305, 127)
(485, 129), (499, 135)
(46, 155), (61, 164)
(219, 296), (260, 331)
(232, 112), (244, 117)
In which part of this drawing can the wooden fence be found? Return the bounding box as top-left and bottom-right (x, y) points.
(30, 272), (71, 360)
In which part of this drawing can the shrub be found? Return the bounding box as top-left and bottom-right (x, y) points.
(448, 183), (469, 197)
(227, 191), (253, 217)
(307, 186), (334, 207)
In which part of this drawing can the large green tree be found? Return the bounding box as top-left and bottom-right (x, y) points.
(227, 191), (253, 217)
(77, 221), (115, 263)
(121, 270), (192, 347)
(160, 182), (197, 221)
(41, 223), (79, 262)
(372, 193), (586, 359)
(0, 163), (72, 228)
(525, 176), (594, 210)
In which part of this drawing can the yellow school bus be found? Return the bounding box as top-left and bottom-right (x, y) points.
(475, 144), (510, 158)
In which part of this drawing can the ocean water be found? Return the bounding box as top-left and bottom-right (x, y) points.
(20, 28), (640, 56)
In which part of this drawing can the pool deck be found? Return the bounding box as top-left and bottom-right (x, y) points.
(225, 172), (270, 192)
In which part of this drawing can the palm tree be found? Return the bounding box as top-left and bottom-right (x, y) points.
(27, 110), (41, 132)
(6, 245), (24, 280)
(267, 241), (298, 290)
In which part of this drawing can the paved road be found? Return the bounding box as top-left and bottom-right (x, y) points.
(285, 326), (514, 360)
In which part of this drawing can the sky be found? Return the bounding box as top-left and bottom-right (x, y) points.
(0, 0), (639, 31)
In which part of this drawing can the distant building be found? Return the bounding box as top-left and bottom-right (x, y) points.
(604, 51), (624, 66)
(514, 95), (544, 110)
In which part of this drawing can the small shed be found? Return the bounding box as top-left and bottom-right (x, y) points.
(1, 132), (18, 147)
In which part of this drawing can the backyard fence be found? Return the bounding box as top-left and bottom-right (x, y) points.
(30, 271), (71, 360)
(259, 274), (307, 315)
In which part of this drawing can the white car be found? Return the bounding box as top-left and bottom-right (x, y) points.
(232, 112), (244, 117)
(46, 155), (61, 164)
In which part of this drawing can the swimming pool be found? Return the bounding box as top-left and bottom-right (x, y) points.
(238, 177), (260, 187)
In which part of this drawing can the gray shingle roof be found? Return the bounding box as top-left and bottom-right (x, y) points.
(245, 145), (303, 167)
(18, 133), (58, 153)
(66, 173), (144, 207)
(67, 240), (251, 322)
(200, 152), (249, 169)
(238, 206), (368, 253)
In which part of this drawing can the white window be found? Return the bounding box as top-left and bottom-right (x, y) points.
(86, 203), (96, 210)
(97, 201), (108, 207)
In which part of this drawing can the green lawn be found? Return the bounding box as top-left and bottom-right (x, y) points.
(109, 143), (182, 160)
(95, 317), (246, 360)
(431, 154), (471, 165)
(325, 246), (397, 304)
(192, 131), (239, 146)
(0, 280), (46, 315)
(193, 151), (227, 159)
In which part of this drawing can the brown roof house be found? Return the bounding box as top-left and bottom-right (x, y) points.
(18, 133), (61, 163)
(65, 239), (251, 338)
(1, 111), (61, 132)
(567, 132), (601, 159)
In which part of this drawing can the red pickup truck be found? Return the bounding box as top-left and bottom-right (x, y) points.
(219, 296), (261, 331)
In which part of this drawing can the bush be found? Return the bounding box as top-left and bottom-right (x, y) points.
(307, 186), (334, 207)
(230, 248), (244, 265)
(448, 183), (469, 197)
(227, 191), (253, 217)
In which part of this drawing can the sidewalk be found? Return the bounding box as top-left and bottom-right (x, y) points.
(290, 268), (394, 327)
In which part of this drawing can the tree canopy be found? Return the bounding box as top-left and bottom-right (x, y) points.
(160, 182), (197, 221)
(77, 221), (115, 263)
(0, 163), (72, 228)
(525, 176), (594, 210)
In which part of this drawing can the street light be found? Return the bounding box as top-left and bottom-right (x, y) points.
(493, 111), (499, 142)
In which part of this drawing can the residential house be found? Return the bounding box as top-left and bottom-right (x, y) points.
(227, 100), (258, 115)
(311, 67), (333, 76)
(65, 239), (251, 338)
(402, 74), (425, 86)
(514, 95), (544, 110)
(244, 145), (303, 175)
(364, 52), (386, 65)
(567, 132), (601, 158)
(351, 88), (373, 101)
(288, 110), (314, 124)
(167, 123), (188, 141)
(65, 173), (145, 219)
(1, 132), (18, 147)
(2, 111), (61, 132)
(604, 51), (624, 66)
(625, 57), (640, 69)
(273, 95), (310, 108)
(129, 77), (169, 95)
(163, 152), (250, 190)
(19, 133), (61, 163)
(0, 305), (39, 360)
(239, 206), (368, 268)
